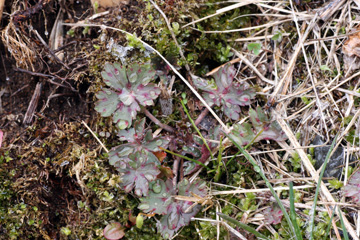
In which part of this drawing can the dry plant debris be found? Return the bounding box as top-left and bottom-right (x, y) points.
(1, 0), (360, 239)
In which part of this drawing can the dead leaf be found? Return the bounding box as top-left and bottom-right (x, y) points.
(342, 26), (360, 72)
(153, 151), (167, 162)
(91, 0), (129, 10)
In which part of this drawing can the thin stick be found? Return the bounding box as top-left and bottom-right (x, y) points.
(81, 120), (109, 153)
(193, 19), (290, 34)
(318, 0), (346, 21)
(289, 1), (329, 139)
(269, 15), (317, 103)
(142, 107), (175, 133)
(23, 82), (42, 124)
(182, 0), (263, 28)
(194, 108), (209, 126)
(231, 48), (274, 85)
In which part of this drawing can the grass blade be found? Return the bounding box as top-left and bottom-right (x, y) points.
(214, 136), (224, 182)
(324, 206), (336, 238)
(338, 207), (349, 240)
(309, 134), (338, 240)
(217, 212), (270, 240)
(226, 133), (297, 239)
(289, 182), (303, 240)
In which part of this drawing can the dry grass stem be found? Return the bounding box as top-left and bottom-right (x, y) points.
(276, 117), (359, 240)
(210, 184), (315, 196)
(81, 120), (109, 153)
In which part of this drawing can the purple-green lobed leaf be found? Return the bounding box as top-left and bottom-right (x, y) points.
(139, 178), (207, 239)
(231, 107), (287, 146)
(94, 89), (119, 117)
(249, 107), (287, 142)
(118, 151), (160, 197)
(109, 118), (169, 171)
(193, 64), (256, 120)
(95, 62), (160, 129)
(342, 170), (360, 203)
(138, 179), (174, 215)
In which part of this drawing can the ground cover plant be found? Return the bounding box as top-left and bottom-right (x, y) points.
(1, 0), (360, 240)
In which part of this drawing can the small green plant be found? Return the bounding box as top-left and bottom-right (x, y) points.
(94, 61), (287, 239)
(108, 118), (169, 171)
(272, 31), (283, 42)
(231, 107), (287, 145)
(139, 178), (207, 239)
(118, 151), (160, 197)
(95, 62), (160, 129)
(193, 64), (256, 120)
(247, 43), (262, 55)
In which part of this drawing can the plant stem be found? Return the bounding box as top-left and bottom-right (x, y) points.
(142, 107), (175, 133)
(181, 100), (214, 160)
(160, 147), (210, 170)
(194, 108), (209, 126)
(214, 137), (223, 182)
(172, 156), (179, 187)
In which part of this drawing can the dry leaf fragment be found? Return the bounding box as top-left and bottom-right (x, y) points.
(91, 0), (129, 10)
(342, 26), (360, 72)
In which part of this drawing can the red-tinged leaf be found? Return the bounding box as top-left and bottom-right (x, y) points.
(0, 130), (3, 148)
(158, 166), (174, 179)
(342, 170), (360, 203)
(155, 179), (207, 239)
(95, 62), (160, 129)
(153, 151), (166, 162)
(138, 179), (174, 215)
(118, 151), (160, 197)
(263, 204), (283, 225)
(249, 107), (287, 142)
(109, 118), (170, 172)
(230, 107), (287, 147)
(103, 222), (125, 240)
(139, 178), (208, 239)
(193, 64), (256, 120)
(128, 211), (137, 225)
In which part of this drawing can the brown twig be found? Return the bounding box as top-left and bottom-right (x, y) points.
(32, 30), (69, 70)
(142, 107), (175, 133)
(23, 82), (42, 124)
(194, 108), (209, 126)
(14, 67), (76, 91)
(318, 0), (346, 21)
